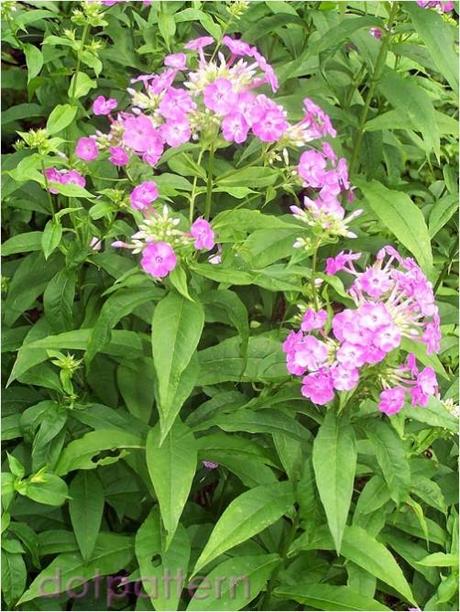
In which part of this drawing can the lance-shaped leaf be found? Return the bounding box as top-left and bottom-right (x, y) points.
(193, 481), (294, 575)
(152, 290), (204, 439)
(312, 410), (357, 554)
(146, 420), (197, 549)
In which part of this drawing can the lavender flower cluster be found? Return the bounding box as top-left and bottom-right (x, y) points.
(44, 35), (355, 279)
(283, 247), (441, 415)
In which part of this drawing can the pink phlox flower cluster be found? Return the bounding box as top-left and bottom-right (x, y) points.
(326, 246), (441, 355)
(290, 139), (356, 234)
(113, 196), (216, 280)
(44, 167), (86, 193)
(416, 0), (454, 12)
(283, 247), (440, 411)
(378, 354), (439, 416)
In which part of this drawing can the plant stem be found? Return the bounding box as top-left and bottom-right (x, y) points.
(70, 23), (89, 101)
(349, 2), (398, 175)
(259, 516), (298, 610)
(434, 239), (458, 293)
(310, 239), (321, 309)
(40, 159), (55, 215)
(204, 146), (215, 220)
(189, 149), (205, 223)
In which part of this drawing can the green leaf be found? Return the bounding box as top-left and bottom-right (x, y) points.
(187, 554), (280, 611)
(135, 509), (191, 610)
(55, 429), (143, 475)
(1, 550), (26, 607)
(68, 71), (96, 99)
(46, 104), (78, 135)
(193, 482), (294, 576)
(146, 420), (197, 548)
(274, 583), (389, 611)
(43, 268), (76, 333)
(17, 533), (134, 604)
(198, 335), (287, 386)
(69, 471), (104, 561)
(365, 419), (411, 505)
(158, 11), (176, 47)
(312, 410), (357, 554)
(152, 290), (204, 439)
(41, 219), (62, 260)
(86, 286), (160, 365)
(4, 252), (61, 326)
(117, 360), (155, 423)
(217, 167), (278, 189)
(1, 231), (42, 256)
(378, 68), (440, 158)
(356, 179), (433, 277)
(417, 552), (459, 568)
(24, 43), (43, 82)
(23, 473), (68, 506)
(402, 396), (457, 433)
(340, 526), (416, 605)
(403, 2), (458, 91)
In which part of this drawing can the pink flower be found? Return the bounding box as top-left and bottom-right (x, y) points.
(185, 36), (214, 51)
(158, 87), (196, 120)
(44, 167), (62, 193)
(221, 113), (249, 144)
(61, 169), (86, 188)
(287, 335), (329, 373)
(251, 96), (288, 142)
(378, 387), (406, 416)
(356, 267), (393, 298)
(203, 78), (238, 116)
(358, 303), (393, 332)
(164, 53), (187, 70)
(302, 98), (337, 139)
(336, 342), (366, 368)
(202, 460), (219, 470)
(301, 308), (328, 333)
(160, 120), (191, 148)
(369, 27), (383, 40)
(129, 181), (159, 210)
(423, 317), (441, 354)
(222, 36), (253, 57)
(109, 146), (129, 166)
(331, 365), (359, 391)
(250, 48), (279, 92)
(301, 370), (334, 405)
(373, 324), (401, 353)
(325, 251), (361, 275)
(140, 131), (164, 166)
(122, 114), (158, 153)
(141, 242), (177, 278)
(298, 150), (327, 187)
(191, 218), (215, 251)
(75, 137), (98, 161)
(92, 95), (117, 115)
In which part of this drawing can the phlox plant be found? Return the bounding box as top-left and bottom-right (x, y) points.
(1, 1), (459, 612)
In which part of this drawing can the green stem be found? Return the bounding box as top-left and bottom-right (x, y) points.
(189, 149), (205, 223)
(40, 159), (55, 215)
(434, 240), (458, 293)
(204, 146), (215, 220)
(70, 23), (89, 101)
(310, 239), (320, 310)
(349, 2), (398, 175)
(259, 516), (298, 610)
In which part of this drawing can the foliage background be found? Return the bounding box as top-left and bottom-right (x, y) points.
(1, 1), (459, 611)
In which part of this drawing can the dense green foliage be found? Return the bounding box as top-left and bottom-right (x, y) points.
(1, 1), (458, 611)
